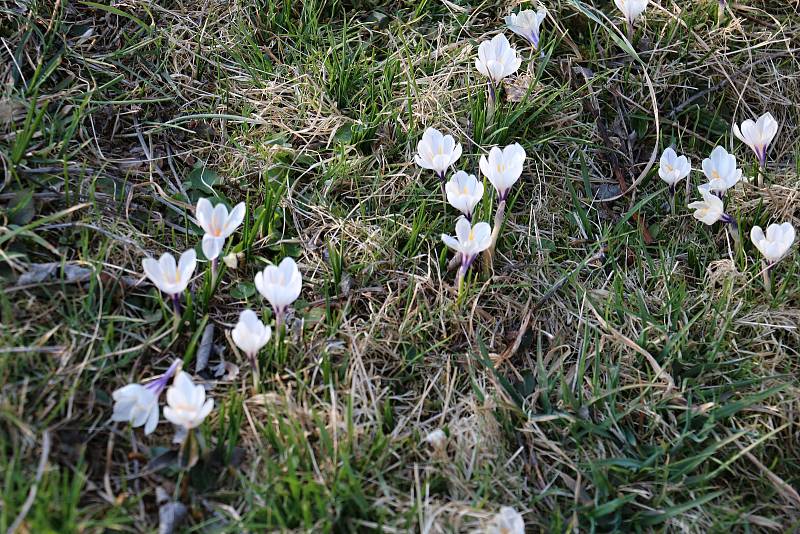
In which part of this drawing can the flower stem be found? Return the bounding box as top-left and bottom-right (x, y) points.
(211, 257), (218, 286)
(249, 352), (260, 395)
(484, 199), (507, 274)
(668, 186), (676, 213)
(171, 293), (182, 328)
(487, 81), (496, 124)
(456, 266), (466, 306)
(762, 261), (772, 296)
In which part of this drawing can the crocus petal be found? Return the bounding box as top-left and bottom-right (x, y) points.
(222, 202), (246, 236)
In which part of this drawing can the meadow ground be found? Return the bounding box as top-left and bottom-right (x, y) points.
(2, 0), (800, 532)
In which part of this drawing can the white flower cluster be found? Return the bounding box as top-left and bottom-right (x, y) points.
(117, 197), (304, 442)
(659, 112), (794, 267)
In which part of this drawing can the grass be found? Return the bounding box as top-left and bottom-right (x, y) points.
(2, 0), (800, 531)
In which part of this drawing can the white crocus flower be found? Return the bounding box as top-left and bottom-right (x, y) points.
(254, 257), (303, 324)
(163, 371), (214, 439)
(232, 309), (272, 360)
(615, 0), (648, 26)
(505, 8), (548, 49)
(688, 190), (732, 226)
(658, 147), (691, 188)
(196, 198), (246, 262)
(112, 360), (181, 435)
(479, 143), (526, 201)
(414, 127), (462, 180)
(700, 146), (742, 196)
(475, 34), (522, 91)
(142, 249), (196, 304)
(441, 217), (492, 274)
(445, 171), (484, 220)
(732, 112), (778, 167)
(487, 506), (525, 534)
(113, 385), (158, 434)
(750, 223), (795, 265)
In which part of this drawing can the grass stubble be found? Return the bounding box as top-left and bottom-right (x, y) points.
(1, 0), (800, 531)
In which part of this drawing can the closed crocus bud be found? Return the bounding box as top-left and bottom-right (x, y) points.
(414, 127), (462, 180)
(505, 8), (548, 49)
(163, 371), (214, 438)
(196, 198), (246, 261)
(222, 252), (240, 270)
(142, 249), (196, 297)
(615, 0), (648, 26)
(733, 112), (778, 167)
(445, 171), (484, 220)
(232, 309), (271, 360)
(475, 34), (522, 86)
(688, 190), (731, 226)
(658, 147), (692, 188)
(423, 429), (447, 449)
(487, 507), (525, 534)
(479, 143), (526, 201)
(441, 217), (493, 273)
(701, 146), (742, 195)
(750, 223), (796, 264)
(254, 257), (303, 323)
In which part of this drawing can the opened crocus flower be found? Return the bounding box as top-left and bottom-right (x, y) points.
(505, 8), (548, 49)
(487, 507), (525, 534)
(232, 309), (271, 368)
(163, 371), (214, 442)
(615, 0), (648, 28)
(688, 190), (733, 226)
(442, 217), (492, 283)
(750, 222), (795, 265)
(479, 144), (526, 202)
(142, 249), (197, 315)
(475, 34), (521, 103)
(195, 198), (246, 264)
(254, 257), (303, 327)
(700, 146), (742, 196)
(111, 360), (182, 435)
(733, 112), (778, 169)
(414, 127), (463, 182)
(445, 171), (484, 221)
